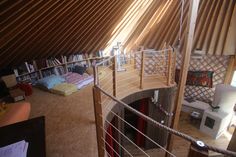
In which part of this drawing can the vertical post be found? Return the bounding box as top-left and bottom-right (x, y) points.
(39, 70), (43, 79)
(172, 50), (177, 84)
(113, 56), (117, 97)
(93, 86), (105, 157)
(140, 48), (145, 89)
(62, 55), (68, 73)
(166, 0), (200, 156)
(224, 56), (235, 84)
(93, 65), (99, 85)
(188, 144), (208, 157)
(167, 48), (173, 86)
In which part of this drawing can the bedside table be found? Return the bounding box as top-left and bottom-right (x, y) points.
(200, 108), (232, 139)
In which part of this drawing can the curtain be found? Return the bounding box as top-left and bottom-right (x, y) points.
(105, 118), (119, 157)
(136, 98), (148, 147)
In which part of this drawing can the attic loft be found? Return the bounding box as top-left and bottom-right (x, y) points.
(0, 0), (236, 157)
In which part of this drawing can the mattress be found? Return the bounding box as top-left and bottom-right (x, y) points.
(63, 72), (94, 89)
(50, 83), (77, 96)
(76, 75), (94, 89)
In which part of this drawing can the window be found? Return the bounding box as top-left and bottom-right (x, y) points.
(231, 71), (236, 87)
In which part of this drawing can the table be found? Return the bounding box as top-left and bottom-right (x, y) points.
(182, 98), (210, 118)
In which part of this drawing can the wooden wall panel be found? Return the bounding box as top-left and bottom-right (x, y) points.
(132, 0), (235, 56)
(0, 0), (235, 68)
(0, 0), (134, 68)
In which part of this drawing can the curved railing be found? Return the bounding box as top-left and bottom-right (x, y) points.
(92, 47), (236, 157)
(93, 47), (176, 100)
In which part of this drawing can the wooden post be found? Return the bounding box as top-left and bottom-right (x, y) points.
(167, 49), (173, 86)
(188, 145), (208, 157)
(93, 86), (105, 157)
(140, 48), (145, 89)
(224, 55), (235, 84)
(134, 53), (136, 69)
(39, 70), (43, 79)
(93, 65), (99, 85)
(113, 56), (117, 97)
(228, 128), (236, 152)
(166, 0), (200, 156)
(172, 50), (177, 84)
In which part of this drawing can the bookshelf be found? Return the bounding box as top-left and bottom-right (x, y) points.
(13, 53), (108, 85)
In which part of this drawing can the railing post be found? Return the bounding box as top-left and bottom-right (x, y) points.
(134, 53), (136, 69)
(140, 48), (145, 89)
(188, 144), (208, 157)
(93, 66), (98, 85)
(167, 48), (173, 86)
(113, 56), (117, 97)
(172, 49), (177, 84)
(93, 86), (105, 157)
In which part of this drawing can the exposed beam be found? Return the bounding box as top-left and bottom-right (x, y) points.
(166, 0), (200, 156)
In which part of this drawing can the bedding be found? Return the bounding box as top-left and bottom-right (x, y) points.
(37, 75), (65, 89)
(63, 72), (94, 89)
(72, 65), (87, 75)
(50, 83), (77, 96)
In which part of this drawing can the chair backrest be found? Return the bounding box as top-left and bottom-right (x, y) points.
(1, 74), (17, 88)
(212, 84), (236, 113)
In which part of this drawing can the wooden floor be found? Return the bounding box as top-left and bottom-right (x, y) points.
(98, 63), (175, 117)
(98, 63), (173, 100)
(27, 85), (232, 157)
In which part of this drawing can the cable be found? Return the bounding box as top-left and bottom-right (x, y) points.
(102, 137), (121, 157)
(102, 127), (133, 156)
(103, 117), (150, 157)
(107, 110), (176, 157)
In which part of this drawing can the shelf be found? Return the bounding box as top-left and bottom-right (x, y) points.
(15, 56), (109, 80)
(40, 64), (64, 70)
(17, 71), (38, 77)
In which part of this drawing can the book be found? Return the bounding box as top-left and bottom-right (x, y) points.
(24, 62), (30, 73)
(0, 140), (28, 157)
(13, 69), (19, 77)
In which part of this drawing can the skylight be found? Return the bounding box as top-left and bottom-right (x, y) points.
(103, 0), (173, 55)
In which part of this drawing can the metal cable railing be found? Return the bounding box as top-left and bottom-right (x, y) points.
(97, 86), (236, 157)
(92, 48), (236, 157)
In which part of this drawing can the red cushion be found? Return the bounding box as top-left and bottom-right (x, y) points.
(17, 83), (33, 96)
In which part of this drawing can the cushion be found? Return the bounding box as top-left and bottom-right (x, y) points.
(17, 83), (33, 96)
(50, 83), (77, 96)
(0, 102), (31, 127)
(37, 75), (65, 89)
(72, 65), (86, 75)
(175, 69), (214, 88)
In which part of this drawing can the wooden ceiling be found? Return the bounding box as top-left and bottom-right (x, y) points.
(1, 0), (235, 68)
(127, 0), (236, 55)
